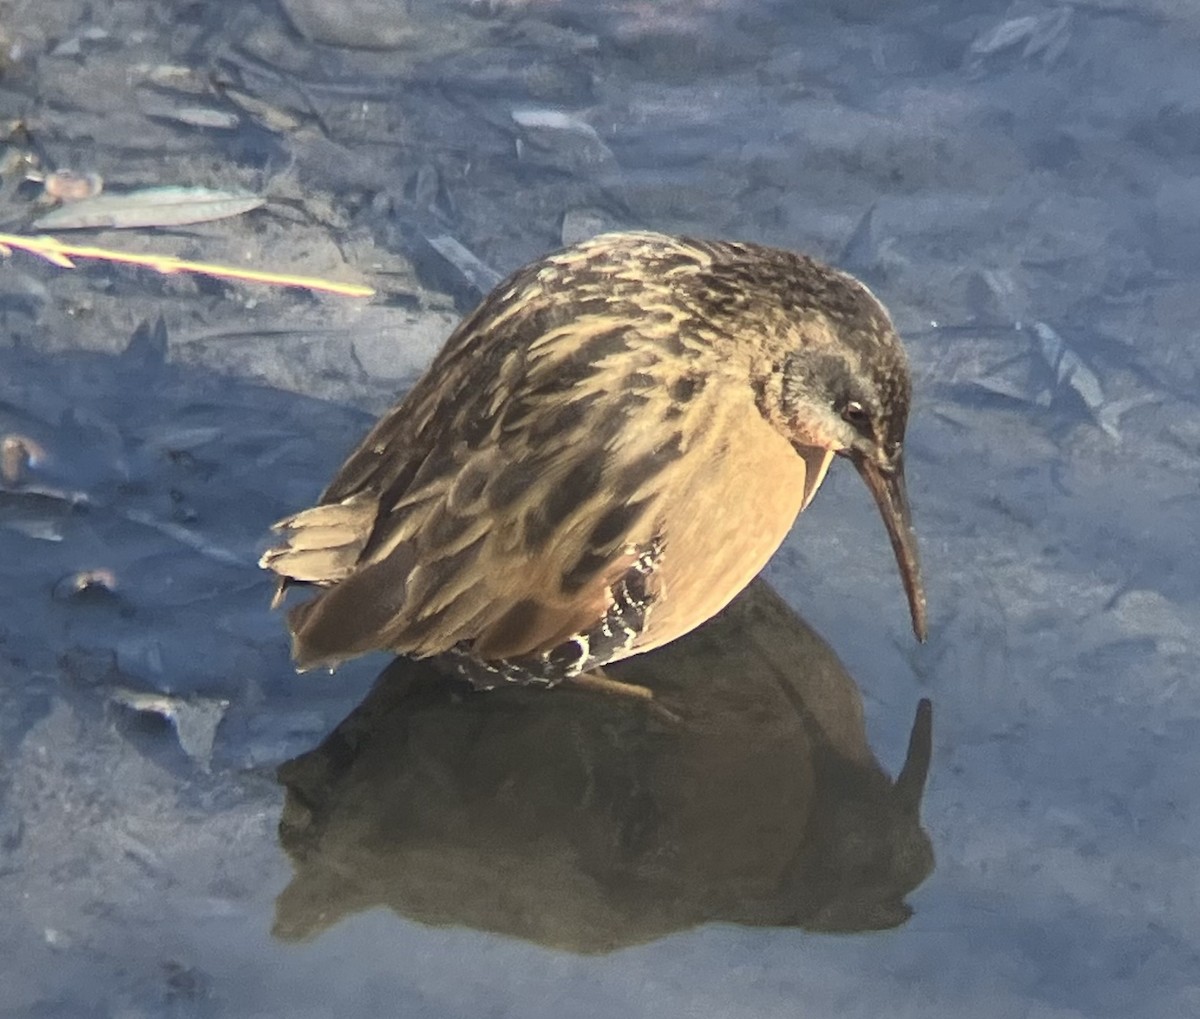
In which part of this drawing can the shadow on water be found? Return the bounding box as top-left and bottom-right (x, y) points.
(0, 320), (375, 712)
(275, 579), (934, 953)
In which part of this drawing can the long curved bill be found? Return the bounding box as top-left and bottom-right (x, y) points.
(852, 451), (927, 642)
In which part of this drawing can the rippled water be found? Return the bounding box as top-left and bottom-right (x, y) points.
(2, 1), (1198, 1015)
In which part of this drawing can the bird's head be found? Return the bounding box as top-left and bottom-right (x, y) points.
(734, 255), (927, 642)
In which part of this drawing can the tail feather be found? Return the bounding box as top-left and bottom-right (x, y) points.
(259, 496), (376, 591)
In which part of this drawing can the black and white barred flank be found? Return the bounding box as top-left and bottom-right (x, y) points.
(441, 537), (664, 690)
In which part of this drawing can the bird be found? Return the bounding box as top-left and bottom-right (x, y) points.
(260, 230), (926, 695)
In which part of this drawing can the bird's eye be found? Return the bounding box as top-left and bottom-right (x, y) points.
(841, 400), (871, 430)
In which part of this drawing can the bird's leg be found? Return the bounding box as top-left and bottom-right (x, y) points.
(438, 649), (679, 721)
(561, 668), (681, 723)
(562, 667), (652, 702)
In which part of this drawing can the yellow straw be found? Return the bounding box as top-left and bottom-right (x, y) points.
(0, 232), (375, 298)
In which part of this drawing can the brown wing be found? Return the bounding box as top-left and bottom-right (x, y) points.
(273, 351), (690, 670)
(263, 237), (724, 670)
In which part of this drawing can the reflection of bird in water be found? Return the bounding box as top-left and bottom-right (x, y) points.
(274, 581), (935, 950)
(261, 231), (925, 695)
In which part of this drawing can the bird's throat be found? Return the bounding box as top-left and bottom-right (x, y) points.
(797, 446), (834, 510)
